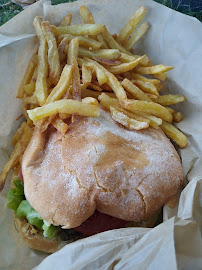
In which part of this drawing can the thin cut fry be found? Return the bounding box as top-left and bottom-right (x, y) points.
(132, 79), (159, 95)
(122, 99), (173, 122)
(125, 22), (149, 50)
(60, 12), (72, 27)
(153, 72), (167, 81)
(72, 58), (81, 100)
(22, 95), (39, 105)
(52, 24), (105, 36)
(110, 106), (149, 130)
(58, 36), (70, 62)
(46, 65), (73, 104)
(51, 116), (69, 134)
(93, 58), (121, 66)
(23, 81), (36, 95)
(151, 94), (186, 106)
(107, 55), (145, 74)
(0, 124), (33, 191)
(161, 121), (187, 148)
(82, 97), (99, 106)
(121, 78), (151, 101)
(78, 47), (121, 60)
(68, 37), (79, 65)
(82, 64), (92, 85)
(42, 21), (60, 85)
(12, 122), (26, 146)
(81, 89), (115, 99)
(120, 53), (150, 66)
(136, 65), (173, 75)
(131, 73), (160, 85)
(33, 16), (48, 106)
(17, 52), (38, 98)
(27, 99), (100, 121)
(117, 6), (146, 44)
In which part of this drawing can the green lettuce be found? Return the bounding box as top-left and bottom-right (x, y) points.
(7, 180), (25, 211)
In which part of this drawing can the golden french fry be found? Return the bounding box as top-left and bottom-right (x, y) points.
(131, 73), (160, 85)
(78, 47), (121, 60)
(151, 94), (186, 106)
(98, 93), (150, 124)
(80, 5), (108, 49)
(82, 64), (92, 85)
(160, 121), (187, 148)
(136, 65), (173, 75)
(78, 58), (108, 85)
(125, 22), (149, 50)
(72, 58), (81, 100)
(67, 37), (79, 65)
(110, 106), (149, 130)
(117, 6), (146, 44)
(82, 97), (99, 106)
(27, 99), (100, 121)
(12, 122), (26, 146)
(88, 83), (102, 92)
(42, 21), (60, 85)
(0, 124), (33, 191)
(107, 55), (145, 74)
(17, 52), (38, 98)
(23, 81), (36, 95)
(51, 116), (69, 134)
(102, 26), (132, 55)
(93, 58), (121, 66)
(132, 79), (159, 95)
(33, 16), (48, 106)
(60, 12), (72, 27)
(58, 36), (70, 62)
(52, 24), (105, 36)
(22, 95), (39, 105)
(59, 113), (71, 120)
(46, 65), (73, 104)
(83, 58), (127, 102)
(120, 53), (150, 66)
(122, 99), (173, 122)
(173, 111), (183, 123)
(121, 78), (151, 101)
(153, 72), (167, 81)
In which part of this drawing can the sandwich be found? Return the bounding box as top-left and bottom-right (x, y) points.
(7, 108), (183, 253)
(1, 5), (187, 254)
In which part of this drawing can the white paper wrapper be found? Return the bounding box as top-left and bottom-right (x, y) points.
(0, 0), (202, 269)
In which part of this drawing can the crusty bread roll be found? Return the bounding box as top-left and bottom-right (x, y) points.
(22, 109), (183, 229)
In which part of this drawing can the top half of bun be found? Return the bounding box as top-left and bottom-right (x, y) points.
(22, 109), (183, 228)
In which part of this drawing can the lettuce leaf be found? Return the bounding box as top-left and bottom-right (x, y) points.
(7, 180), (25, 210)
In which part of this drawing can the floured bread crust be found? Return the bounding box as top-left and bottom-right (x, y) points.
(22, 109), (183, 228)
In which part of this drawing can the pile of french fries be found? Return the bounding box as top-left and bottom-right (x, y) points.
(0, 5), (188, 190)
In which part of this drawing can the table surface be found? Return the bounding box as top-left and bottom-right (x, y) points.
(0, 0), (201, 26)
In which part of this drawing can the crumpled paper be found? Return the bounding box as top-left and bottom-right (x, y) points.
(0, 0), (202, 269)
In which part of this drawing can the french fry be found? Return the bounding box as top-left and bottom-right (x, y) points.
(52, 24), (105, 36)
(23, 81), (36, 95)
(132, 79), (159, 95)
(82, 97), (99, 106)
(80, 5), (108, 49)
(81, 89), (115, 99)
(110, 106), (149, 130)
(60, 12), (72, 27)
(107, 55), (145, 74)
(51, 116), (69, 134)
(153, 72), (167, 81)
(59, 113), (71, 120)
(46, 65), (73, 104)
(136, 65), (173, 75)
(151, 94), (186, 106)
(125, 22), (149, 50)
(120, 53), (150, 66)
(12, 122), (26, 146)
(78, 47), (121, 60)
(58, 36), (70, 62)
(173, 111), (183, 123)
(82, 64), (92, 85)
(33, 16), (48, 106)
(117, 6), (146, 44)
(22, 95), (39, 105)
(83, 58), (128, 102)
(131, 73), (160, 85)
(42, 21), (60, 85)
(67, 37), (79, 65)
(102, 26), (132, 55)
(88, 83), (102, 92)
(160, 121), (187, 148)
(17, 52), (38, 98)
(93, 58), (121, 66)
(27, 100), (100, 121)
(122, 99), (173, 122)
(0, 124), (33, 191)
(121, 78), (151, 101)
(72, 58), (81, 100)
